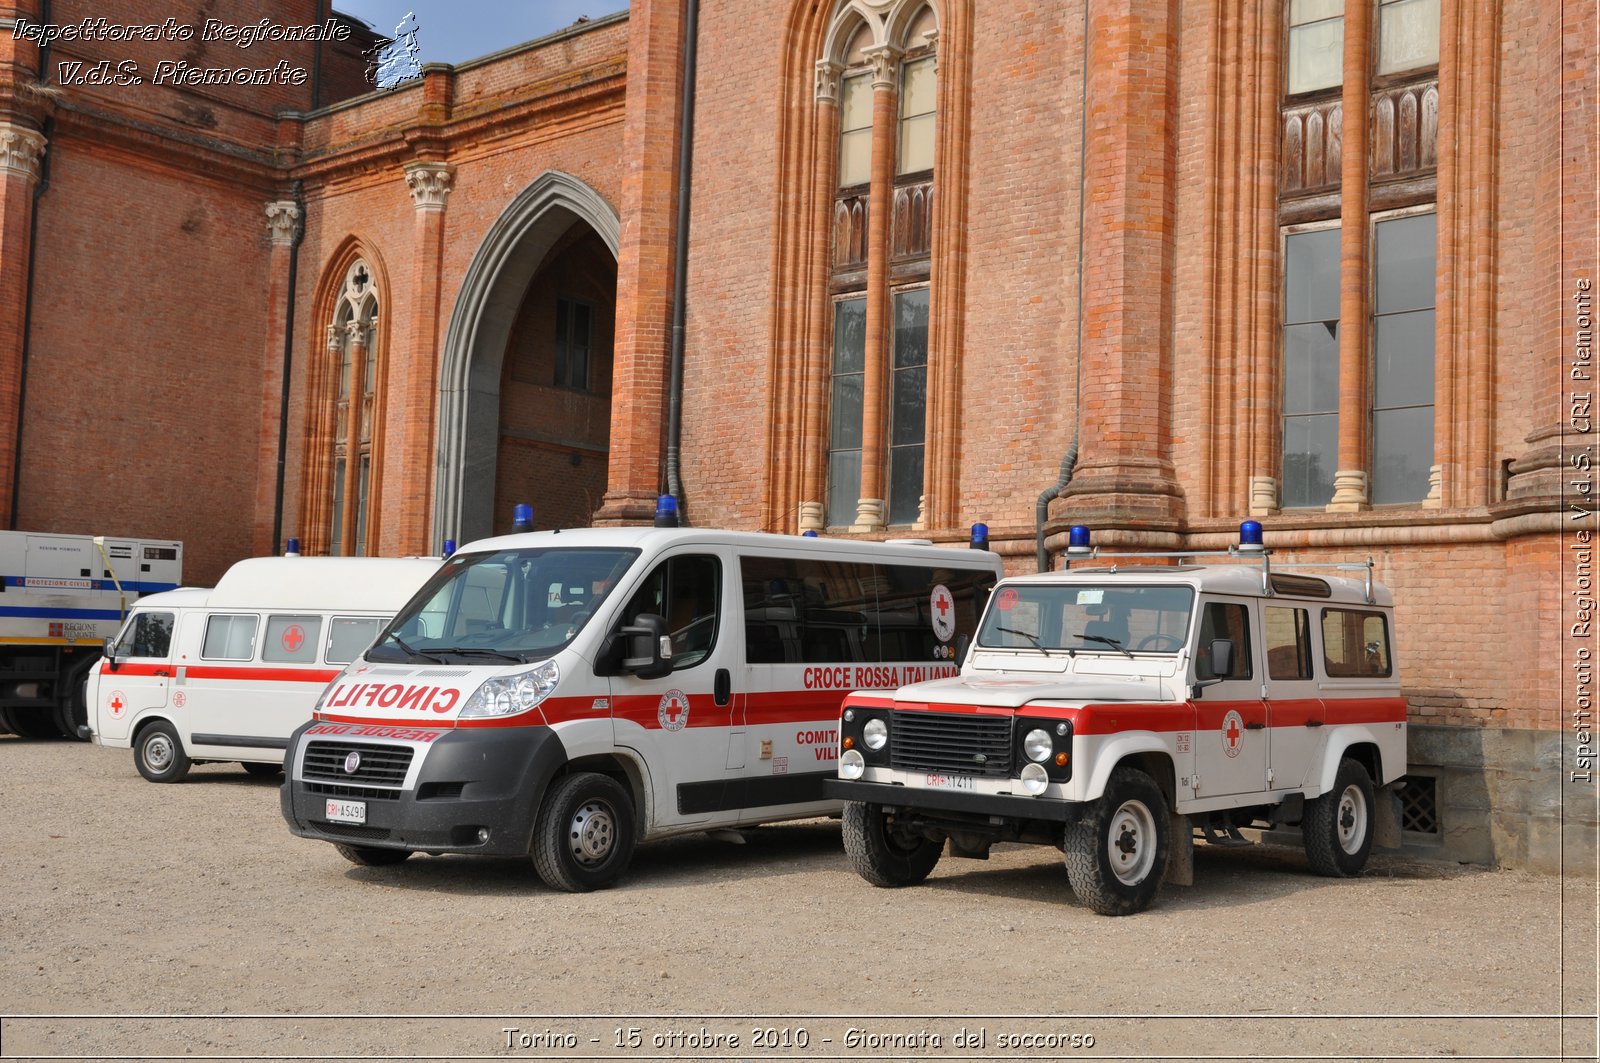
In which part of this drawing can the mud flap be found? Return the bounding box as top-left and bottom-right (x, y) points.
(1374, 785), (1403, 850)
(1164, 810), (1194, 886)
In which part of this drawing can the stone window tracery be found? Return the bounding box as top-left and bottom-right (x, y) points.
(325, 259), (380, 555)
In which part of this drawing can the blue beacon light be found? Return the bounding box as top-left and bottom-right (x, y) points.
(511, 503), (534, 533)
(442, 539), (456, 558)
(1067, 525), (1093, 554)
(1238, 520), (1265, 551)
(969, 523), (989, 550)
(654, 494), (679, 528)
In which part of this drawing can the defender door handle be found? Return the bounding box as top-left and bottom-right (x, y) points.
(1244, 721), (1265, 731)
(1304, 720), (1324, 728)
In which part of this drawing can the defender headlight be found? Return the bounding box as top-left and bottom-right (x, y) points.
(840, 749), (866, 779)
(459, 660), (560, 719)
(1019, 762), (1049, 795)
(1023, 728), (1053, 763)
(863, 717), (888, 751)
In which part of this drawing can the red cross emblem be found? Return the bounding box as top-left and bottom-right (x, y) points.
(934, 591), (951, 618)
(996, 588), (1019, 612)
(930, 585), (956, 643)
(108, 692), (126, 719)
(1222, 710), (1244, 758)
(281, 625), (305, 652)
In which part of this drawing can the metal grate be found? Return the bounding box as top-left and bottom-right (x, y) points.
(316, 822), (392, 841)
(303, 741), (413, 788)
(306, 781), (402, 802)
(1399, 774), (1438, 834)
(889, 710), (1013, 777)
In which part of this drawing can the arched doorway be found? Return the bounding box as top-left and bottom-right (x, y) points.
(434, 172), (620, 544)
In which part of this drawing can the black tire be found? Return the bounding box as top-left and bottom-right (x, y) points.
(133, 720), (191, 783)
(4, 708), (63, 739)
(334, 844), (412, 867)
(1064, 765), (1169, 915)
(1303, 756), (1375, 877)
(532, 773), (637, 892)
(241, 761), (283, 777)
(55, 661), (95, 740)
(841, 801), (943, 887)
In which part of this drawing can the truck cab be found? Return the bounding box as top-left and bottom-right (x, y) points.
(824, 522), (1406, 915)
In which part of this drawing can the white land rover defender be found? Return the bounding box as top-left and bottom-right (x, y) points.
(823, 522), (1407, 915)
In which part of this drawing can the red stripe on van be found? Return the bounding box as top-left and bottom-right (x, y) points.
(107, 662), (338, 684)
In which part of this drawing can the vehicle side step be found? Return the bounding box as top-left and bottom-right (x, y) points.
(1197, 822), (1253, 847)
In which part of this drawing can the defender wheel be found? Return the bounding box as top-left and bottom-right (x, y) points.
(1064, 766), (1169, 915)
(133, 721), (191, 783)
(841, 801), (943, 887)
(532, 773), (637, 892)
(334, 844), (411, 867)
(1303, 756), (1375, 877)
(241, 762), (282, 777)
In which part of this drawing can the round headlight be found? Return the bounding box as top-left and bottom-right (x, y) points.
(863, 717), (888, 751)
(839, 749), (866, 780)
(1019, 762), (1049, 795)
(1023, 728), (1053, 762)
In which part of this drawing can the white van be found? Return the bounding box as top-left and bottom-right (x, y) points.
(88, 556), (440, 782)
(279, 527), (1002, 890)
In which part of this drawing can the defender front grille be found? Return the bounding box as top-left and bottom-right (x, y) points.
(890, 710), (1013, 777)
(302, 741), (413, 788)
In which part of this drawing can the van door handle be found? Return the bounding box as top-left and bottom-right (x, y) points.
(1304, 719), (1324, 728)
(1244, 721), (1265, 730)
(714, 668), (731, 707)
(153, 669), (170, 677)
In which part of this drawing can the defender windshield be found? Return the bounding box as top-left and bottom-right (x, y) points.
(977, 584), (1195, 655)
(367, 547), (639, 664)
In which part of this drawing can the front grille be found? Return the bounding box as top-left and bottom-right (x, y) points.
(316, 822), (392, 841)
(306, 781), (402, 802)
(302, 741), (413, 788)
(890, 710), (1013, 777)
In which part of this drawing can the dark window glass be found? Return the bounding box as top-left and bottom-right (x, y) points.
(327, 616), (384, 665)
(827, 298), (867, 526)
(1283, 228), (1341, 507)
(1265, 606), (1314, 680)
(1371, 213), (1436, 504)
(1321, 608), (1393, 677)
(115, 611), (175, 659)
(888, 289), (929, 525)
(555, 297), (593, 391)
(619, 555), (721, 671)
(1195, 602), (1252, 680)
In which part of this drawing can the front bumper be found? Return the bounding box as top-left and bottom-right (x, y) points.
(823, 778), (1077, 822)
(281, 721), (569, 856)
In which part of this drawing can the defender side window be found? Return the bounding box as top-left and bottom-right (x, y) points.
(1321, 608), (1392, 677)
(621, 555), (721, 671)
(115, 612), (175, 659)
(1195, 602), (1252, 680)
(1265, 606), (1314, 680)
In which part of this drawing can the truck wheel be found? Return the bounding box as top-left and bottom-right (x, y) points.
(5, 709), (62, 739)
(334, 844), (412, 867)
(1064, 766), (1169, 915)
(841, 801), (942, 887)
(532, 773), (637, 892)
(241, 762), (283, 777)
(133, 721), (191, 783)
(1303, 756), (1375, 877)
(55, 664), (94, 740)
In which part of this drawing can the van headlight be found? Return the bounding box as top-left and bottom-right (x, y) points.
(312, 662), (360, 714)
(459, 660), (560, 719)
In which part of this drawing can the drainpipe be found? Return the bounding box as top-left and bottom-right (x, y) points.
(663, 0), (700, 522)
(10, 0), (52, 528)
(270, 181), (305, 555)
(1035, 0), (1092, 573)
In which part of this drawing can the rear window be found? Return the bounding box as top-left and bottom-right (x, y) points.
(202, 614), (258, 661)
(1321, 608), (1392, 677)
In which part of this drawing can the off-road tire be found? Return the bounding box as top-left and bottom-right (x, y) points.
(532, 773), (637, 892)
(841, 801), (943, 887)
(1302, 756), (1375, 877)
(334, 844), (412, 867)
(1064, 765), (1169, 915)
(133, 720), (191, 783)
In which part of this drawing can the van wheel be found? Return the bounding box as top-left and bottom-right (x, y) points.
(334, 844), (412, 867)
(242, 762), (282, 777)
(842, 801), (943, 887)
(134, 721), (191, 783)
(1064, 766), (1169, 915)
(1303, 757), (1375, 877)
(532, 773), (636, 892)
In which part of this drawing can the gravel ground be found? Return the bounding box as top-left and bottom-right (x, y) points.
(0, 735), (1594, 1062)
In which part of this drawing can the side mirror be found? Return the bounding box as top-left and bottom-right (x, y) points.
(620, 613), (672, 680)
(102, 637), (121, 671)
(1190, 638), (1235, 698)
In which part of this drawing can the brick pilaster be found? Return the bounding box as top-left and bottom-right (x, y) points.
(1328, 0), (1373, 512)
(251, 200), (301, 556)
(0, 122), (44, 527)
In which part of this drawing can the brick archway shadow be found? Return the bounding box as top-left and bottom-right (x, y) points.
(434, 172), (620, 544)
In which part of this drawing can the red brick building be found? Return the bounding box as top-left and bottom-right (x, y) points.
(0, 0), (1593, 870)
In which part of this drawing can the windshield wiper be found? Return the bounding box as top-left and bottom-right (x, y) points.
(380, 631), (443, 664)
(995, 626), (1057, 657)
(1077, 633), (1134, 659)
(433, 646), (530, 663)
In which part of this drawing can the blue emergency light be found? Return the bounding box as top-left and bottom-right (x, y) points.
(442, 539), (456, 558)
(512, 503), (533, 533)
(1067, 525), (1093, 554)
(284, 537), (301, 557)
(801, 530), (818, 538)
(1238, 520), (1265, 551)
(970, 523), (989, 550)
(654, 494), (679, 528)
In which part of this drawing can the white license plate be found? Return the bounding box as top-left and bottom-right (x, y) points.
(325, 799), (366, 824)
(925, 772), (975, 790)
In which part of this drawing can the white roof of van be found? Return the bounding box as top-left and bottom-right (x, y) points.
(455, 527), (1004, 569)
(1007, 561), (1392, 607)
(131, 557), (441, 612)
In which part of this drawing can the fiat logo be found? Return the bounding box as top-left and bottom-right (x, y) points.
(343, 751), (362, 775)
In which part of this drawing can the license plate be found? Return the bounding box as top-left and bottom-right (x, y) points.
(325, 799), (366, 824)
(925, 772), (975, 790)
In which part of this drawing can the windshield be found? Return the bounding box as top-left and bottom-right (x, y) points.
(977, 583), (1195, 655)
(367, 546), (639, 664)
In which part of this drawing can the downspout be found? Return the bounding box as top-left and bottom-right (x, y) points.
(10, 0), (52, 529)
(270, 181), (305, 555)
(1035, 0), (1092, 572)
(663, 0), (700, 521)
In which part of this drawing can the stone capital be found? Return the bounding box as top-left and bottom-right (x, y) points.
(264, 200), (301, 247)
(325, 324), (343, 352)
(403, 161), (454, 211)
(1326, 469), (1369, 512)
(1249, 476), (1279, 517)
(0, 122), (47, 183)
(814, 60), (843, 104)
(864, 45), (902, 90)
(344, 318), (367, 345)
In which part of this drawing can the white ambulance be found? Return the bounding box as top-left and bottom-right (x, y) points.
(89, 556), (440, 782)
(279, 526), (1002, 891)
(826, 522), (1408, 915)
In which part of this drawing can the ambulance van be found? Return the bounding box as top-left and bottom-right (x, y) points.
(279, 526), (1001, 891)
(88, 556), (440, 783)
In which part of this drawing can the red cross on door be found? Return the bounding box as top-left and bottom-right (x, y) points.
(1222, 710), (1244, 758)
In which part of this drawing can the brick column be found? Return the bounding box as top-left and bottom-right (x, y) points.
(394, 160), (453, 554)
(340, 318), (368, 550)
(1055, 0), (1183, 531)
(251, 200), (301, 555)
(0, 122), (45, 527)
(1327, 0), (1372, 512)
(798, 61), (843, 535)
(597, 0), (685, 525)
